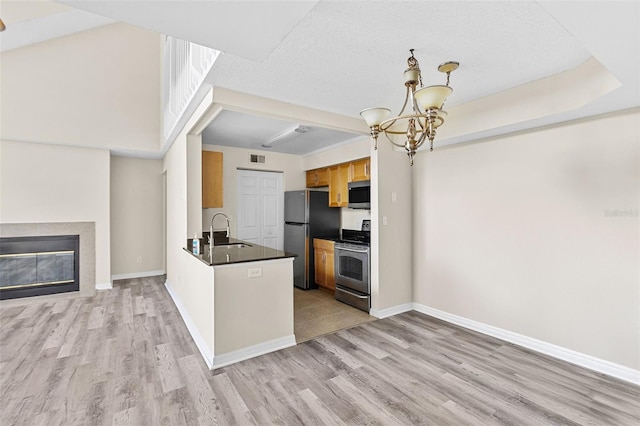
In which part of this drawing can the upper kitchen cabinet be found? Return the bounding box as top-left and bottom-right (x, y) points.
(349, 157), (371, 182)
(328, 163), (349, 207)
(306, 167), (329, 188)
(202, 151), (223, 208)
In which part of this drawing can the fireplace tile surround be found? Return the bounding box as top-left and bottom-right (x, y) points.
(0, 222), (96, 306)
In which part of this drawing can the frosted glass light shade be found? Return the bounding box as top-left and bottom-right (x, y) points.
(415, 85), (453, 110)
(360, 107), (391, 127)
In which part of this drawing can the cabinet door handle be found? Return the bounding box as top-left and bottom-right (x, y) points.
(337, 193), (341, 203)
(365, 163), (368, 177)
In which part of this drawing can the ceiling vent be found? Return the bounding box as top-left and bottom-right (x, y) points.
(249, 154), (266, 164)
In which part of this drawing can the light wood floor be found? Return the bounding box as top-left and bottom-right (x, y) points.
(1, 276), (639, 425)
(294, 287), (375, 343)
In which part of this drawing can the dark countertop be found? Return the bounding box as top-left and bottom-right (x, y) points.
(314, 235), (341, 242)
(185, 237), (296, 266)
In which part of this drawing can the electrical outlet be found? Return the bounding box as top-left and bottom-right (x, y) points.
(248, 267), (262, 278)
(136, 256), (143, 264)
(391, 192), (397, 203)
(382, 216), (388, 226)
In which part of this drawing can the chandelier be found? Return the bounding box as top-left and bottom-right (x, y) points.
(360, 49), (459, 166)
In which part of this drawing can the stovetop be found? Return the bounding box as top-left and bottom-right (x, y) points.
(337, 229), (370, 246)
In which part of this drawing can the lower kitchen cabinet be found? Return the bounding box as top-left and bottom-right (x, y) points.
(313, 238), (335, 291)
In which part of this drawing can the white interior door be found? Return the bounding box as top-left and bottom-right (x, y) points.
(237, 170), (284, 249)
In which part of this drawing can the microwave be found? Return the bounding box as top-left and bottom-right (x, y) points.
(348, 180), (370, 209)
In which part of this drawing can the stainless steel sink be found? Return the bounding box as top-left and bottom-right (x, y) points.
(215, 243), (252, 249)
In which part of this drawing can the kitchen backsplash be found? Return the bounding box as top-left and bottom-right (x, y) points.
(341, 208), (371, 230)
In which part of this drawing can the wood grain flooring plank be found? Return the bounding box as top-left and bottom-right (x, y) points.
(50, 298), (69, 315)
(210, 372), (258, 425)
(154, 343), (185, 394)
(314, 335), (364, 370)
(178, 354), (220, 425)
(133, 295), (146, 316)
(2, 277), (638, 426)
(335, 328), (391, 359)
(56, 321), (83, 359)
(329, 374), (404, 425)
(112, 406), (140, 426)
(86, 305), (105, 330)
(43, 298), (83, 350)
(298, 388), (346, 426)
(121, 287), (133, 324)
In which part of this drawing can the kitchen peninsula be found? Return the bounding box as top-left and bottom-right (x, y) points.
(166, 238), (296, 370)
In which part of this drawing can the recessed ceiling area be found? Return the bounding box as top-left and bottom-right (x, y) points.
(202, 110), (361, 156)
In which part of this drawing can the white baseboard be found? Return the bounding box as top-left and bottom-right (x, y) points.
(370, 302), (413, 319)
(164, 280), (214, 369)
(212, 335), (297, 370)
(95, 282), (113, 290)
(413, 303), (640, 385)
(112, 270), (165, 281)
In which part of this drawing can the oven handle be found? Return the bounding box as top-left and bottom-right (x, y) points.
(337, 286), (369, 299)
(335, 246), (369, 254)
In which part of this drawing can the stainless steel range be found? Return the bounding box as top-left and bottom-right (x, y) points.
(334, 228), (370, 312)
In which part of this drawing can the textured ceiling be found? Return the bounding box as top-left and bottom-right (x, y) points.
(202, 110), (359, 156)
(210, 1), (591, 117)
(0, 0), (113, 52)
(2, 1), (638, 156)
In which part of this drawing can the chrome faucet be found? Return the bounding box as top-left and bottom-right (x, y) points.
(209, 212), (230, 245)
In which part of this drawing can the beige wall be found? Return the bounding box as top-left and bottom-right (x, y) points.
(0, 23), (161, 154)
(371, 135), (413, 312)
(201, 144), (305, 235)
(187, 135), (203, 238)
(110, 156), (164, 277)
(412, 109), (639, 369)
(163, 92), (215, 357)
(302, 137), (369, 171)
(214, 259), (294, 355)
(0, 140), (111, 288)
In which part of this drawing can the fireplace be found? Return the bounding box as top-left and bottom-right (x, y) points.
(0, 235), (80, 300)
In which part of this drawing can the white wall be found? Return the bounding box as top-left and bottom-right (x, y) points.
(0, 23), (161, 155)
(201, 144), (305, 235)
(0, 140), (111, 288)
(412, 109), (639, 370)
(110, 156), (164, 277)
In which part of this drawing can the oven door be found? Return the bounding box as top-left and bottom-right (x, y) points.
(334, 245), (369, 294)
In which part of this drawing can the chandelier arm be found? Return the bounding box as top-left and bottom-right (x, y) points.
(379, 112), (432, 131)
(414, 128), (429, 148)
(383, 131), (410, 149)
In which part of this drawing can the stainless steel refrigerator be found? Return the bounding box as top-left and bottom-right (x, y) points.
(284, 190), (340, 289)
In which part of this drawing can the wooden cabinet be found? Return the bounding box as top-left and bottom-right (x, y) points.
(313, 239), (335, 290)
(306, 168), (329, 188)
(202, 151), (223, 208)
(328, 164), (349, 207)
(349, 158), (370, 182)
